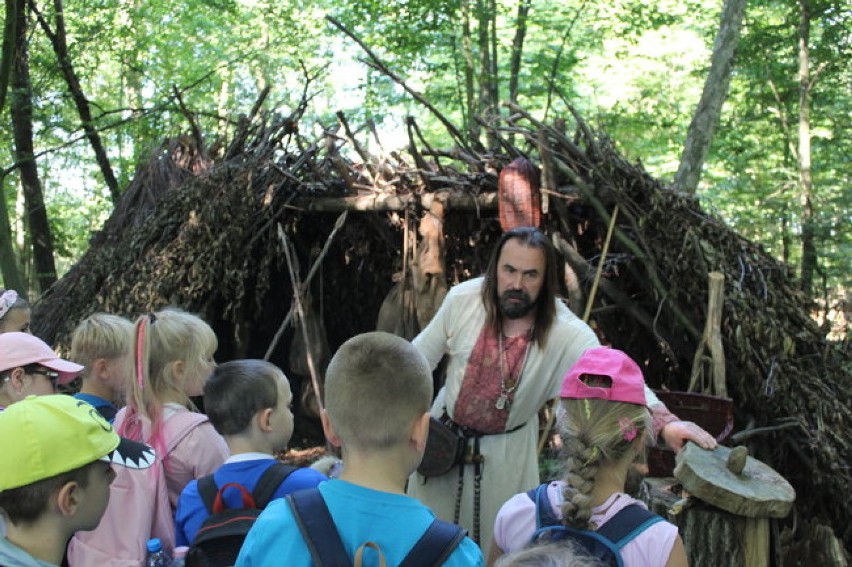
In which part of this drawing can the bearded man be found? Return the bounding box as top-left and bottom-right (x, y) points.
(407, 226), (715, 552)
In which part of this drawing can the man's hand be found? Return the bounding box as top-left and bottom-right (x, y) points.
(660, 420), (718, 453)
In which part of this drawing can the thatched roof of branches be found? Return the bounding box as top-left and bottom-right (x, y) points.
(33, 91), (849, 550)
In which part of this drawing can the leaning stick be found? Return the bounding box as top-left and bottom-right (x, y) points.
(264, 211), (348, 360)
(538, 205), (619, 458)
(279, 224), (325, 414)
(583, 204), (619, 322)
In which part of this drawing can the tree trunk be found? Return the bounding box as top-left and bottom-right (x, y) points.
(672, 0), (746, 194)
(0, 174), (25, 291)
(460, 0), (478, 140)
(32, 0), (120, 203)
(476, 0), (497, 149)
(10, 0), (56, 292)
(797, 0), (817, 296)
(508, 0), (531, 105)
(0, 0), (18, 112)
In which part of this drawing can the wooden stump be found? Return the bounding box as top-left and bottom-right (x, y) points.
(639, 478), (771, 566)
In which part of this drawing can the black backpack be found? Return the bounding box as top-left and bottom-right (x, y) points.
(527, 483), (664, 567)
(286, 487), (467, 567)
(186, 463), (296, 567)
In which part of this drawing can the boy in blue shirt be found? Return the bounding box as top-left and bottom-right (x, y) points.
(70, 313), (134, 423)
(236, 332), (484, 566)
(174, 360), (326, 546)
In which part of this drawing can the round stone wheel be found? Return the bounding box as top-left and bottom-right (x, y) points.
(674, 442), (795, 519)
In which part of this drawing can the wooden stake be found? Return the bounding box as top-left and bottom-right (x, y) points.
(689, 271), (727, 396)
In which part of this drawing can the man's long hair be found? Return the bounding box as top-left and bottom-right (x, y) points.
(481, 227), (560, 348)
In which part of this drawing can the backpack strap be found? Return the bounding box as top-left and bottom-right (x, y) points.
(595, 504), (664, 549)
(196, 462), (297, 515)
(526, 483), (560, 529)
(251, 463), (297, 508)
(287, 488), (352, 567)
(197, 474), (219, 515)
(398, 518), (467, 567)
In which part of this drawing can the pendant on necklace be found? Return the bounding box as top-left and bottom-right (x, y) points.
(496, 394), (508, 410)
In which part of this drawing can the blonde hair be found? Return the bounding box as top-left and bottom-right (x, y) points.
(70, 313), (133, 378)
(118, 308), (216, 456)
(324, 332), (432, 451)
(558, 397), (651, 529)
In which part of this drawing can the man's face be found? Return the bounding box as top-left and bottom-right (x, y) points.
(496, 238), (546, 320)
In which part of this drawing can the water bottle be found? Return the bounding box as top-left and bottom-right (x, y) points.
(145, 538), (172, 567)
(170, 546), (189, 567)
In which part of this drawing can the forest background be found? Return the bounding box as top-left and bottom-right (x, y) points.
(0, 0), (849, 324)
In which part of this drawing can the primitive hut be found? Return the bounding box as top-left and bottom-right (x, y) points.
(33, 95), (849, 559)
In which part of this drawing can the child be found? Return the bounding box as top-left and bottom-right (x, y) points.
(0, 394), (155, 567)
(68, 308), (229, 564)
(117, 308), (230, 507)
(236, 331), (484, 566)
(174, 359), (327, 546)
(488, 347), (687, 567)
(70, 313), (134, 423)
(0, 289), (30, 334)
(494, 542), (606, 567)
(0, 332), (83, 410)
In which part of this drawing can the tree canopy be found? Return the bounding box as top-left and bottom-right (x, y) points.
(1, 0), (849, 308)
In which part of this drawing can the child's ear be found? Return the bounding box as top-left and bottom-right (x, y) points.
(92, 358), (109, 381)
(257, 408), (273, 432)
(56, 481), (80, 518)
(172, 360), (186, 379)
(320, 410), (342, 448)
(411, 412), (431, 452)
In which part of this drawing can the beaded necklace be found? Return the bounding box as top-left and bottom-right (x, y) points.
(495, 328), (533, 410)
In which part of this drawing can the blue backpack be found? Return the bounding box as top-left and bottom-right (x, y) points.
(286, 488), (467, 567)
(527, 483), (664, 567)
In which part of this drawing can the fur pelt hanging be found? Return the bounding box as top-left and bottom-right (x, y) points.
(376, 204), (447, 340)
(288, 291), (330, 419)
(498, 157), (542, 231)
(412, 202), (447, 327)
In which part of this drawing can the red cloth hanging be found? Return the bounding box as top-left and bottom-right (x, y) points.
(498, 157), (542, 231)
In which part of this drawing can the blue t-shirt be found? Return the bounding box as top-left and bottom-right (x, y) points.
(235, 479), (484, 567)
(73, 393), (117, 424)
(175, 457), (327, 546)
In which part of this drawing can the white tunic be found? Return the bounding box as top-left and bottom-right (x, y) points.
(407, 277), (601, 552)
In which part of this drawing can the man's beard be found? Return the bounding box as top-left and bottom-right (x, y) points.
(499, 290), (536, 320)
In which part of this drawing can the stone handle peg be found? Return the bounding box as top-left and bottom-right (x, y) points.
(726, 445), (748, 475)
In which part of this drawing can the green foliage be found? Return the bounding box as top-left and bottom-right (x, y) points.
(0, 0), (848, 296)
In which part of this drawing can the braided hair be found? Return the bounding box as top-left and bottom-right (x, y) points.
(557, 396), (652, 529)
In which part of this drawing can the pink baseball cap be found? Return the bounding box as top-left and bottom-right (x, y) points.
(560, 347), (646, 405)
(0, 332), (83, 385)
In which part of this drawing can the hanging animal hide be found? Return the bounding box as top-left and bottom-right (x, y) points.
(498, 157), (542, 231)
(288, 291), (330, 419)
(376, 271), (420, 341)
(412, 202), (447, 328)
(377, 204), (447, 340)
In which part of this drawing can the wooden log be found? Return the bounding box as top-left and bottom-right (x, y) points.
(676, 499), (767, 567)
(639, 478), (771, 567)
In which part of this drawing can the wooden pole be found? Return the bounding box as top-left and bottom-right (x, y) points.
(538, 205), (619, 458)
(689, 271), (727, 396)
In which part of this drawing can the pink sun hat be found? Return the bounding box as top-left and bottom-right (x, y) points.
(560, 347), (646, 406)
(0, 332), (83, 385)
